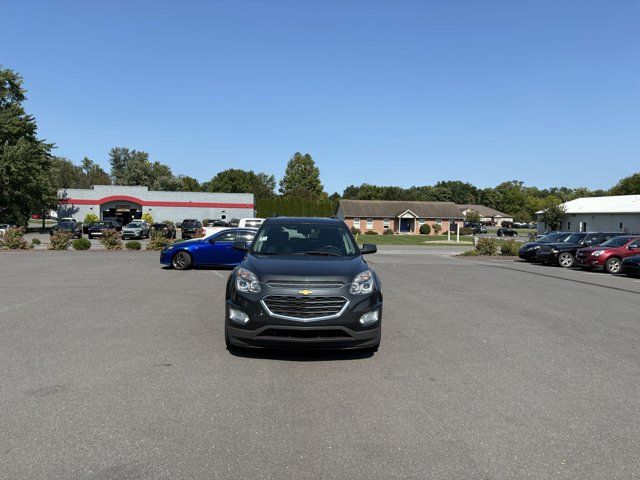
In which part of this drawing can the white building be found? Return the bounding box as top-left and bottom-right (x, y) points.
(536, 195), (640, 234)
(458, 204), (513, 225)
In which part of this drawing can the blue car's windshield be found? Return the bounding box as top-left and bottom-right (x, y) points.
(252, 224), (358, 256)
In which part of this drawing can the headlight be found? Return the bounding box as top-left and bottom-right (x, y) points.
(591, 250), (605, 257)
(551, 249), (559, 253)
(236, 268), (261, 293)
(350, 270), (374, 295)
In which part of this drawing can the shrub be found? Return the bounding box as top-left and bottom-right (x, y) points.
(72, 238), (91, 250)
(142, 212), (154, 223)
(146, 229), (172, 250)
(99, 229), (123, 250)
(162, 219), (174, 226)
(419, 223), (431, 235)
(194, 227), (205, 238)
(460, 249), (479, 256)
(351, 227), (361, 235)
(459, 227), (474, 236)
(500, 239), (520, 256)
(0, 227), (32, 250)
(383, 228), (394, 235)
(475, 237), (498, 256)
(84, 213), (99, 224)
(364, 230), (378, 235)
(125, 240), (142, 250)
(31, 238), (41, 246)
(48, 231), (72, 250)
(433, 223), (442, 234)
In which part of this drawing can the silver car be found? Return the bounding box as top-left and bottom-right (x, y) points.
(122, 221), (150, 239)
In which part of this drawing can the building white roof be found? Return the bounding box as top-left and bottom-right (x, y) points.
(536, 195), (640, 215)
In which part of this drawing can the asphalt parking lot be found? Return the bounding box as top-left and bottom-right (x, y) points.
(1, 249), (639, 479)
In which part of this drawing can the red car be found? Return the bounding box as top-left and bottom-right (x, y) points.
(576, 235), (640, 274)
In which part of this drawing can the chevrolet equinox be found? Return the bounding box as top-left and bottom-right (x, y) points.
(225, 217), (382, 352)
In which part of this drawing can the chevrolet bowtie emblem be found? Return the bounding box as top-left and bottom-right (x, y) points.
(298, 289), (313, 295)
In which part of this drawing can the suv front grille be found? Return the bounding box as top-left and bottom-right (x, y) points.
(261, 295), (349, 320)
(258, 328), (351, 339)
(266, 280), (345, 289)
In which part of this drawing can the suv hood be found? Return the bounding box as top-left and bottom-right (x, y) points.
(241, 253), (367, 283)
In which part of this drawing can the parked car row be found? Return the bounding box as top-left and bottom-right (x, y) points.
(519, 231), (640, 276)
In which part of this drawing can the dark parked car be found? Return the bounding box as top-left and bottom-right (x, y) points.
(102, 217), (123, 231)
(224, 217), (382, 352)
(621, 255), (640, 277)
(575, 235), (640, 274)
(50, 221), (83, 238)
(518, 232), (571, 261)
(180, 219), (203, 239)
(160, 228), (257, 269)
(497, 227), (518, 237)
(468, 223), (487, 234)
(87, 221), (120, 239)
(536, 232), (623, 268)
(152, 222), (176, 239)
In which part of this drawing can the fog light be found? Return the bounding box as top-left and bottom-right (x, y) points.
(359, 309), (379, 325)
(229, 307), (249, 325)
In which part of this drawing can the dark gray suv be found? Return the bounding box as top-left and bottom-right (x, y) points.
(224, 217), (382, 352)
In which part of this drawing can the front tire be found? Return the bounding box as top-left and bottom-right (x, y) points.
(172, 251), (192, 270)
(558, 252), (574, 268)
(604, 257), (622, 274)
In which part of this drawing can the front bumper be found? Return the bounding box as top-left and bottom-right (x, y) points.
(225, 289), (382, 350)
(621, 262), (640, 276)
(575, 255), (605, 268)
(518, 249), (539, 261)
(536, 251), (559, 263)
(122, 231), (142, 238)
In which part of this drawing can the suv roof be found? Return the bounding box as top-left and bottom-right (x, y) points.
(263, 217), (342, 226)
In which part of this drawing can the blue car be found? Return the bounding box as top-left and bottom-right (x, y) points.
(160, 228), (257, 270)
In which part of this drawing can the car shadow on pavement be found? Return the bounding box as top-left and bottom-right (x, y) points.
(227, 347), (374, 362)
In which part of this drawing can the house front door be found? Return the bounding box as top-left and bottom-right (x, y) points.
(400, 218), (414, 233)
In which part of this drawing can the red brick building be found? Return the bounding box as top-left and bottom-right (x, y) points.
(336, 200), (464, 235)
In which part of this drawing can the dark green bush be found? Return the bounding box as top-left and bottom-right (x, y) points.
(500, 239), (520, 256)
(99, 229), (123, 250)
(433, 223), (442, 234)
(125, 240), (142, 250)
(459, 227), (474, 236)
(383, 228), (394, 235)
(419, 223), (431, 235)
(31, 238), (41, 246)
(48, 231), (72, 250)
(72, 238), (91, 250)
(364, 230), (379, 235)
(475, 237), (498, 256)
(460, 249), (479, 256)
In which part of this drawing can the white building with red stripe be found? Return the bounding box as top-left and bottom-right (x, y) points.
(58, 185), (255, 224)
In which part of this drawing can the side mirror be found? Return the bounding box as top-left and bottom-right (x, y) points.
(233, 241), (249, 252)
(360, 243), (377, 255)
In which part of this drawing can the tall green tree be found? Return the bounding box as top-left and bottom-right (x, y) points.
(610, 172), (640, 195)
(540, 203), (566, 230)
(109, 147), (153, 186)
(279, 152), (325, 199)
(204, 168), (275, 198)
(81, 157), (110, 187)
(0, 66), (55, 225)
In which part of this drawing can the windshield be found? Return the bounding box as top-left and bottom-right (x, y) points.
(93, 222), (109, 227)
(252, 224), (358, 256)
(565, 233), (586, 243)
(58, 222), (75, 228)
(600, 236), (633, 248)
(126, 222), (141, 228)
(541, 232), (571, 243)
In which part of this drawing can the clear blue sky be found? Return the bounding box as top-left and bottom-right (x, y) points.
(3, 0), (639, 194)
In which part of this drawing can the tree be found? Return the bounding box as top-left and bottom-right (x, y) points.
(464, 209), (481, 224)
(50, 157), (84, 189)
(0, 66), (55, 225)
(540, 203), (566, 231)
(279, 152), (325, 199)
(610, 173), (640, 195)
(81, 157), (110, 187)
(109, 147), (153, 186)
(203, 169), (275, 199)
(176, 175), (201, 192)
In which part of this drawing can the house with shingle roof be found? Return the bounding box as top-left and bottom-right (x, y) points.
(336, 199), (464, 234)
(457, 204), (513, 226)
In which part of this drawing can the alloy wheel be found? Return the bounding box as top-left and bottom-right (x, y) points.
(558, 252), (574, 268)
(606, 258), (621, 274)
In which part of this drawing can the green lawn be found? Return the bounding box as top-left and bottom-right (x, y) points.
(354, 234), (474, 245)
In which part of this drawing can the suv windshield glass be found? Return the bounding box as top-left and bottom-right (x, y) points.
(600, 236), (633, 248)
(565, 233), (586, 243)
(58, 222), (75, 228)
(541, 232), (571, 243)
(252, 224), (358, 256)
(126, 222), (141, 228)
